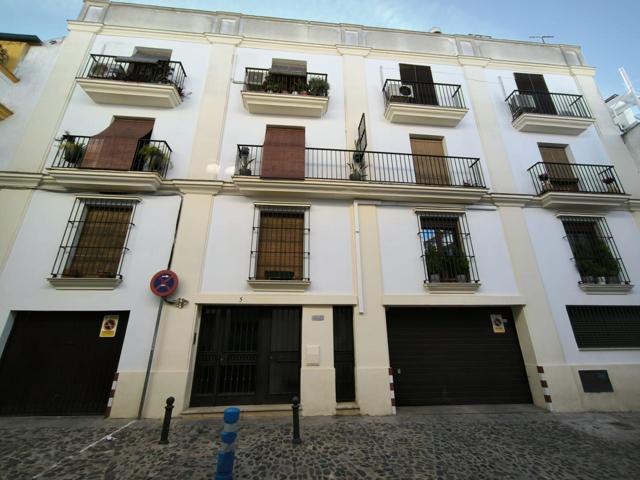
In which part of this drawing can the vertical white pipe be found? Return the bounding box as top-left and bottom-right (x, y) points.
(353, 200), (365, 314)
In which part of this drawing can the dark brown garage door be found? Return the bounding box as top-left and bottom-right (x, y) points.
(0, 311), (129, 415)
(387, 307), (531, 406)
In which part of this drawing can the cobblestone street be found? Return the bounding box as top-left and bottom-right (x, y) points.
(1, 409), (639, 479)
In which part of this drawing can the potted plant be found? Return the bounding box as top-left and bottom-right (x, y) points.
(138, 144), (169, 173)
(308, 77), (330, 96)
(55, 131), (85, 165)
(347, 161), (367, 181)
(451, 247), (470, 282)
(89, 61), (109, 78)
(602, 176), (619, 193)
(296, 81), (309, 95)
(238, 147), (254, 175)
(425, 245), (443, 283)
(576, 239), (619, 285)
(538, 172), (552, 191)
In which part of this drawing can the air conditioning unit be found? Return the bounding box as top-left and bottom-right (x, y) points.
(512, 94), (535, 111)
(398, 84), (415, 98)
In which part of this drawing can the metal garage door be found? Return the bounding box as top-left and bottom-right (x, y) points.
(387, 307), (531, 406)
(0, 311), (129, 415)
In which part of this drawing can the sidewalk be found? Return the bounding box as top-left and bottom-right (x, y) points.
(1, 410), (639, 479)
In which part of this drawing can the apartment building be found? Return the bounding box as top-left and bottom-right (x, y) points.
(0, 0), (638, 418)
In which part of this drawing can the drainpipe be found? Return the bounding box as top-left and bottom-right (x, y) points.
(137, 194), (184, 419)
(353, 200), (365, 314)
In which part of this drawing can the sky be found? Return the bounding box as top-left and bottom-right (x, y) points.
(1, 0), (639, 98)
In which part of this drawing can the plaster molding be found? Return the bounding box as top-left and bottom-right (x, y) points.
(98, 24), (209, 44)
(233, 176), (488, 204)
(382, 294), (526, 306)
(579, 283), (634, 295)
(627, 198), (640, 212)
(67, 21), (103, 33)
(47, 277), (122, 290)
(384, 103), (468, 126)
(488, 193), (535, 207)
(77, 78), (182, 108)
(192, 293), (357, 305)
(424, 282), (481, 293)
(204, 33), (243, 45)
(167, 179), (224, 195)
(569, 66), (597, 77)
(241, 91), (329, 117)
(512, 113), (595, 135)
(336, 45), (372, 56)
(247, 280), (311, 292)
(0, 171), (44, 189)
(457, 56), (491, 68)
(46, 167), (164, 192)
(538, 191), (629, 210)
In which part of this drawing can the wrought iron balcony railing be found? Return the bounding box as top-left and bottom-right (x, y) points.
(51, 135), (172, 178)
(79, 54), (187, 95)
(243, 67), (329, 96)
(383, 79), (466, 109)
(527, 162), (624, 195)
(505, 90), (592, 120)
(235, 145), (485, 188)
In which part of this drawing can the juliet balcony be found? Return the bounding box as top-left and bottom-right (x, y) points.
(76, 54), (187, 108)
(382, 79), (469, 126)
(47, 133), (172, 192)
(528, 162), (627, 209)
(241, 66), (330, 117)
(233, 144), (487, 203)
(506, 90), (595, 135)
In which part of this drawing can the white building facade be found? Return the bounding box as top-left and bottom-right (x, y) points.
(0, 0), (639, 417)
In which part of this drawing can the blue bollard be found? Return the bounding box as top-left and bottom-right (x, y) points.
(215, 407), (240, 480)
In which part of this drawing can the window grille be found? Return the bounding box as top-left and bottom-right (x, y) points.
(566, 306), (640, 349)
(416, 212), (479, 284)
(560, 216), (630, 285)
(249, 206), (310, 281)
(51, 198), (137, 279)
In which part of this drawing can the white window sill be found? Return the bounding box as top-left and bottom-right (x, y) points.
(579, 283), (633, 295)
(48, 277), (122, 290)
(247, 279), (311, 292)
(424, 282), (481, 293)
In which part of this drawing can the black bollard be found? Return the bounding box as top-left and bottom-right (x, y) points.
(291, 396), (301, 445)
(159, 396), (175, 445)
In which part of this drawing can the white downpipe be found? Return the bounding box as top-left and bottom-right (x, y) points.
(353, 200), (365, 314)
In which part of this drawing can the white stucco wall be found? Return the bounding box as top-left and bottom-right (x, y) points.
(0, 190), (181, 372)
(43, 35), (212, 179)
(201, 195), (354, 295)
(485, 69), (612, 194)
(378, 205), (519, 296)
(364, 59), (492, 189)
(217, 47), (346, 179)
(0, 41), (62, 169)
(525, 208), (640, 366)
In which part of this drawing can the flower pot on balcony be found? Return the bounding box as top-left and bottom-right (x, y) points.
(597, 276), (607, 285)
(138, 145), (169, 174)
(63, 143), (85, 165)
(239, 167), (252, 176)
(582, 275), (595, 284)
(349, 172), (364, 181)
(456, 273), (468, 283)
(429, 273), (441, 283)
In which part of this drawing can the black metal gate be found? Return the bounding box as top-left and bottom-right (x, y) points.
(333, 306), (355, 402)
(190, 306), (301, 406)
(0, 311), (129, 415)
(387, 307), (531, 406)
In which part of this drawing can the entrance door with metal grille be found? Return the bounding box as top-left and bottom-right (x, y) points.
(387, 307), (531, 406)
(191, 306), (301, 406)
(0, 311), (129, 415)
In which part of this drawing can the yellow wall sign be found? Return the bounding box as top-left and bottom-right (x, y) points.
(100, 315), (119, 338)
(490, 314), (506, 334)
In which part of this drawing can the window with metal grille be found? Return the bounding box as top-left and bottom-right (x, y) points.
(51, 197), (137, 279)
(417, 212), (479, 284)
(249, 205), (310, 281)
(566, 306), (640, 348)
(560, 216), (630, 285)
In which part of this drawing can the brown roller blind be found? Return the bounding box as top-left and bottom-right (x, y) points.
(261, 126), (305, 180)
(410, 137), (449, 185)
(539, 145), (578, 191)
(82, 117), (155, 170)
(65, 205), (132, 278)
(256, 211), (304, 280)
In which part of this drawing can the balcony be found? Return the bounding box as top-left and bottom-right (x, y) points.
(506, 91), (595, 135)
(77, 54), (186, 108)
(233, 145), (487, 203)
(383, 80), (468, 126)
(47, 134), (172, 192)
(241, 67), (329, 117)
(528, 162), (627, 209)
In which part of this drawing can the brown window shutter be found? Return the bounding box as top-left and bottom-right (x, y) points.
(539, 145), (577, 191)
(410, 137), (449, 185)
(82, 117), (155, 171)
(256, 211), (304, 280)
(515, 73), (549, 93)
(261, 126), (305, 180)
(67, 205), (132, 277)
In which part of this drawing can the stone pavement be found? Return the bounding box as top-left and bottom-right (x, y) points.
(1, 409), (639, 479)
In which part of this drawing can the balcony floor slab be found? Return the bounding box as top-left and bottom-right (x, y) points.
(47, 167), (163, 192)
(77, 78), (181, 108)
(512, 113), (595, 135)
(384, 102), (468, 126)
